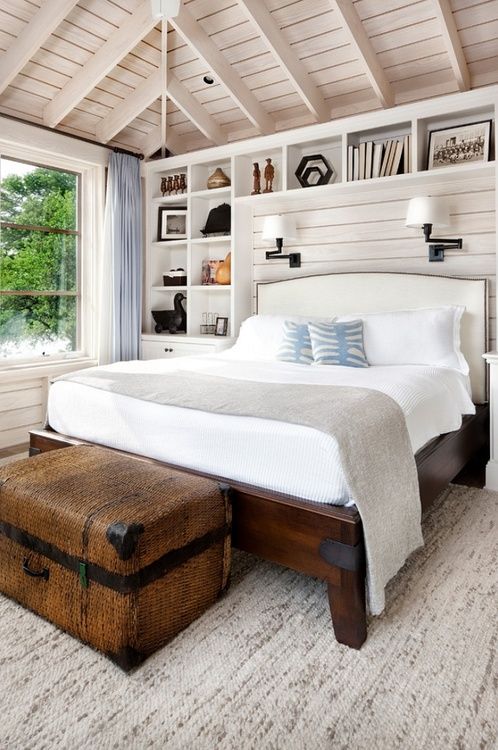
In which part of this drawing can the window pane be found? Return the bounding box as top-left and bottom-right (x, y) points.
(0, 295), (77, 359)
(0, 228), (77, 292)
(0, 158), (77, 231)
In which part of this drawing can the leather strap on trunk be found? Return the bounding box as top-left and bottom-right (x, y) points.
(0, 520), (230, 594)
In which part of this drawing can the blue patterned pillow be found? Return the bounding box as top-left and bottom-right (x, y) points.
(308, 320), (369, 368)
(276, 321), (314, 364)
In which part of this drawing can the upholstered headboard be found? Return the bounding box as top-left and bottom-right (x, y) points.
(257, 272), (488, 403)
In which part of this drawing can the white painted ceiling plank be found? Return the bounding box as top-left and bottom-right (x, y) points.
(236, 0), (329, 122)
(0, 0), (80, 97)
(96, 68), (226, 145)
(43, 1), (158, 128)
(169, 4), (275, 134)
(329, 0), (394, 108)
(96, 69), (161, 142)
(167, 74), (227, 145)
(432, 0), (471, 91)
(143, 123), (184, 157)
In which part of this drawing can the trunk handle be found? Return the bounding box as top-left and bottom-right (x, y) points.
(22, 558), (49, 581)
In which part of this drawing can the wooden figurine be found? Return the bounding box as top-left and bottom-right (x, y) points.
(173, 174), (180, 194)
(251, 162), (261, 195)
(179, 173), (187, 193)
(160, 177), (167, 197)
(167, 175), (173, 195)
(263, 158), (274, 193)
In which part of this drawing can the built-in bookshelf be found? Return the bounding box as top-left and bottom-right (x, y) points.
(143, 87), (497, 350)
(144, 156), (252, 350)
(346, 133), (411, 181)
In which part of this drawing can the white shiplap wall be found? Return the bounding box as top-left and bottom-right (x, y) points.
(252, 173), (496, 349)
(0, 378), (46, 450)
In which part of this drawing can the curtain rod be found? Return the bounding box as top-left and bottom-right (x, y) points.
(0, 113), (144, 160)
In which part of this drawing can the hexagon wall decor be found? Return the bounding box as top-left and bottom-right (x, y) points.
(295, 154), (335, 187)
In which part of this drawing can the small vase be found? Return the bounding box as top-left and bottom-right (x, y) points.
(207, 167), (231, 190)
(215, 252), (231, 285)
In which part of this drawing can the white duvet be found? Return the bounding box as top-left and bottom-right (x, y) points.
(48, 353), (475, 506)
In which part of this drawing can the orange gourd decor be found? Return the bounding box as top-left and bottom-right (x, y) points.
(215, 252), (231, 285)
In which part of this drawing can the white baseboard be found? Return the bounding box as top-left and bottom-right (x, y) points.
(485, 460), (498, 490)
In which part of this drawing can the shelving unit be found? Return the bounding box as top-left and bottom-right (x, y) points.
(143, 86), (497, 357)
(144, 154), (253, 356)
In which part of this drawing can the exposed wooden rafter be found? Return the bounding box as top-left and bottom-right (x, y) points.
(329, 0), (394, 108)
(143, 124), (183, 158)
(43, 1), (158, 129)
(169, 4), (275, 135)
(167, 74), (227, 145)
(96, 70), (226, 146)
(96, 70), (162, 144)
(432, 0), (471, 91)
(236, 0), (329, 123)
(0, 0), (80, 97)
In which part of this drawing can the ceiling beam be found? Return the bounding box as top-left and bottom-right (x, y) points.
(96, 69), (162, 144)
(236, 0), (329, 123)
(0, 0), (80, 96)
(96, 70), (226, 146)
(43, 1), (158, 129)
(167, 74), (227, 146)
(169, 4), (274, 134)
(329, 0), (394, 108)
(432, 0), (470, 91)
(143, 124), (183, 158)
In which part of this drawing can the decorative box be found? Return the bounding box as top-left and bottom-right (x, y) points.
(163, 269), (187, 286)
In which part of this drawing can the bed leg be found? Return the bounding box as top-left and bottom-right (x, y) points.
(327, 569), (367, 649)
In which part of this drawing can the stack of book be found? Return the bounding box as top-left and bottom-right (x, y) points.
(347, 134), (411, 181)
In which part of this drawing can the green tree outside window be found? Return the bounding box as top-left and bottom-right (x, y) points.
(0, 159), (80, 359)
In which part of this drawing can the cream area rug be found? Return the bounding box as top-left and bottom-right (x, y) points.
(0, 484), (496, 750)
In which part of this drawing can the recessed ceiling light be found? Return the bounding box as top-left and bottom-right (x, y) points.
(203, 75), (215, 85)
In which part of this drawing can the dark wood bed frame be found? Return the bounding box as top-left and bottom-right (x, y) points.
(29, 404), (488, 650)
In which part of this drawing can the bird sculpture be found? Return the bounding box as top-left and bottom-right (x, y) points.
(151, 293), (186, 334)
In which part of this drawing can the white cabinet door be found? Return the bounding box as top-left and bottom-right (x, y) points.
(141, 339), (217, 360)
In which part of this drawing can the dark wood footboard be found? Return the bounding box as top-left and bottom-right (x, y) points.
(29, 403), (488, 650)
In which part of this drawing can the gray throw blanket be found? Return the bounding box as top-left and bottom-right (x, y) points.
(55, 368), (423, 614)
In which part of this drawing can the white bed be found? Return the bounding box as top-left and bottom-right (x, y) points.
(48, 354), (475, 506)
(40, 272), (490, 647)
(49, 272), (487, 506)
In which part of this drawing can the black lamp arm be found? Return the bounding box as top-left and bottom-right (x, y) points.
(422, 223), (462, 248)
(265, 237), (301, 267)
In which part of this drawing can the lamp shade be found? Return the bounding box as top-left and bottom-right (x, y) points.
(405, 196), (450, 228)
(151, 0), (181, 19)
(261, 214), (297, 241)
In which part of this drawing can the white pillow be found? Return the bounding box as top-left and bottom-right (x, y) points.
(230, 314), (334, 361)
(337, 306), (468, 374)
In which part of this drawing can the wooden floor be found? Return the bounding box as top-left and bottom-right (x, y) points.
(0, 444), (28, 459)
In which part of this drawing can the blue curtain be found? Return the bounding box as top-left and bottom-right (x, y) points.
(105, 152), (142, 362)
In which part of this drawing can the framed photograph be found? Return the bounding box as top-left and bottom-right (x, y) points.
(215, 317), (228, 336)
(427, 120), (491, 170)
(157, 207), (187, 241)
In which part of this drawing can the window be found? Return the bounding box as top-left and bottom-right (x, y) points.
(0, 157), (80, 361)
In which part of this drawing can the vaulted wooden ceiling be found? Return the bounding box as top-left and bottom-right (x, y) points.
(0, 0), (497, 158)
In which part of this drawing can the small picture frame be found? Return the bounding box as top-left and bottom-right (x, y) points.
(215, 317), (228, 336)
(427, 120), (491, 170)
(158, 207), (187, 241)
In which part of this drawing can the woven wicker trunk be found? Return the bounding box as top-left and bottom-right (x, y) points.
(0, 445), (231, 670)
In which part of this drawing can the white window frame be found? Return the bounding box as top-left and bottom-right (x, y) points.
(0, 133), (106, 374)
